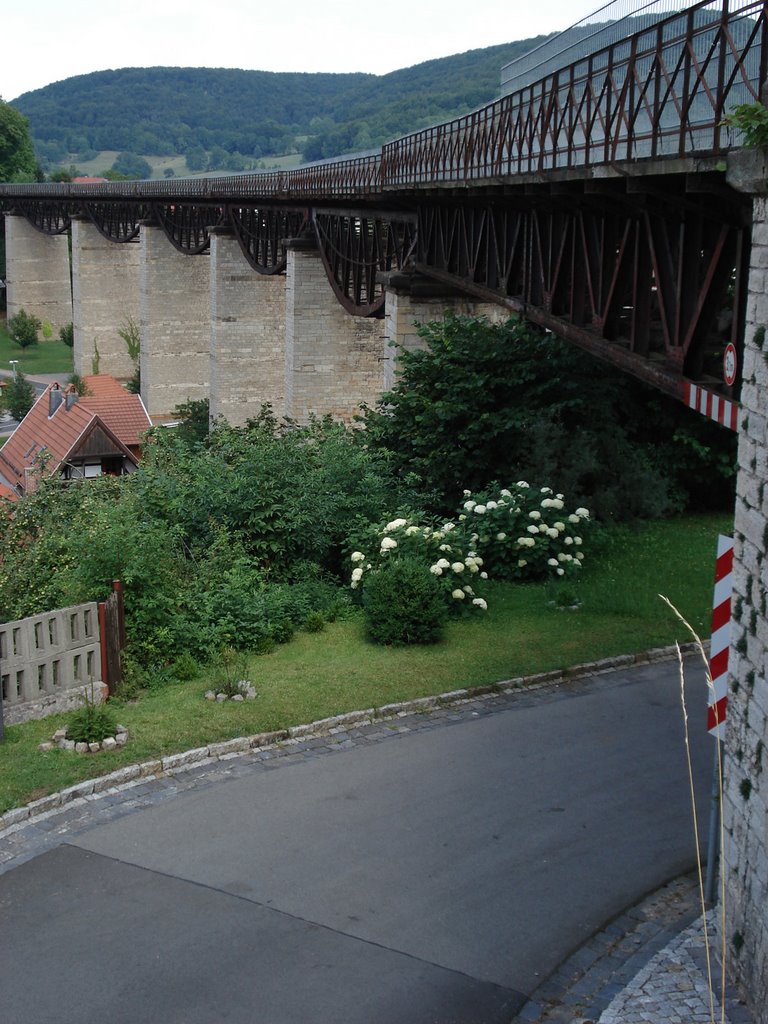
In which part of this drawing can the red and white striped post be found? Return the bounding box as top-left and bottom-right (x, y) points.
(708, 534), (734, 739)
(705, 534), (733, 904)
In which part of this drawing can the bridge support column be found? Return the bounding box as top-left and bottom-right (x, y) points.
(209, 226), (286, 426)
(139, 223), (210, 419)
(382, 272), (508, 389)
(723, 150), (768, 1024)
(3, 214), (72, 336)
(284, 238), (385, 423)
(70, 217), (140, 380)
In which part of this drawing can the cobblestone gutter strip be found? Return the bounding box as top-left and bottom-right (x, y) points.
(513, 881), (754, 1024)
(0, 642), (700, 839)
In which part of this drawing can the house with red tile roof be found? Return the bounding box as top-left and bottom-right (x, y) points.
(0, 376), (152, 498)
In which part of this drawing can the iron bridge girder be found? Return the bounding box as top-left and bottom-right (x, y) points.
(414, 180), (750, 407)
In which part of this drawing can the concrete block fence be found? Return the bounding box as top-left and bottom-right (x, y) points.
(0, 603), (103, 727)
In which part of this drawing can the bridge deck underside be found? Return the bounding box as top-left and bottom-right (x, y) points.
(413, 172), (751, 404)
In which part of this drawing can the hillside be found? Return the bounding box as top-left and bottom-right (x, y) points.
(10, 36), (550, 176)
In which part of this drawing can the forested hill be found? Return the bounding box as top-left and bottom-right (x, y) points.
(10, 35), (550, 173)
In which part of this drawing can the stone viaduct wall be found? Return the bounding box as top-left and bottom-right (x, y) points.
(723, 152), (768, 1024)
(3, 213), (499, 424)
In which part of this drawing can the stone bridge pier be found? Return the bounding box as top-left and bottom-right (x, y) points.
(3, 215), (72, 337)
(70, 216), (140, 380)
(723, 150), (768, 1021)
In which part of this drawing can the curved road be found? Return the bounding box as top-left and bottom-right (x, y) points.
(0, 659), (713, 1023)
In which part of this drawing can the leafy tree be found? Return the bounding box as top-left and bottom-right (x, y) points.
(111, 152), (152, 179)
(173, 398), (210, 445)
(184, 145), (207, 172)
(2, 369), (36, 420)
(48, 165), (80, 182)
(360, 313), (736, 521)
(7, 308), (41, 347)
(0, 100), (38, 181)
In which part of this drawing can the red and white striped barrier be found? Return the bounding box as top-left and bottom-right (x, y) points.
(708, 534), (734, 739)
(683, 382), (739, 432)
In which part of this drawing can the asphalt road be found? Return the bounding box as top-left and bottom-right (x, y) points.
(0, 660), (713, 1024)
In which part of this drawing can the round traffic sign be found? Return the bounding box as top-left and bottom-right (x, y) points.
(723, 343), (737, 386)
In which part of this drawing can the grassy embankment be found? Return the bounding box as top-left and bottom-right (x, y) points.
(0, 320), (74, 377)
(0, 511), (731, 814)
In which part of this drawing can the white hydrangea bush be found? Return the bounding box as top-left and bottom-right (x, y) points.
(349, 515), (489, 614)
(458, 484), (590, 581)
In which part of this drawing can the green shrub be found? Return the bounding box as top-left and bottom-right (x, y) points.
(7, 308), (41, 348)
(67, 372), (90, 396)
(171, 652), (199, 680)
(362, 556), (449, 646)
(59, 322), (74, 347)
(722, 102), (768, 148)
(303, 611), (325, 633)
(66, 692), (117, 744)
(173, 398), (210, 445)
(213, 646), (252, 697)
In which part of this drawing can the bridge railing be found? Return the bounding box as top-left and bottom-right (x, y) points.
(0, 155), (382, 204)
(381, 0), (767, 185)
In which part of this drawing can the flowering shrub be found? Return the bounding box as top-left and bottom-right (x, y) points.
(349, 515), (489, 618)
(457, 484), (590, 581)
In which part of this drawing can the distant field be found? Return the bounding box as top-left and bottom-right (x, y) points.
(67, 150), (304, 181)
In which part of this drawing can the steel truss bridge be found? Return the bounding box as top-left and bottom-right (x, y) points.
(1, 0), (766, 413)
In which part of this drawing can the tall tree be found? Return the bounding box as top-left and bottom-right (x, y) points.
(0, 100), (38, 181)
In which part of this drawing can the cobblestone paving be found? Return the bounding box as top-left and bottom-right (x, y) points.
(597, 912), (753, 1024)
(513, 886), (755, 1024)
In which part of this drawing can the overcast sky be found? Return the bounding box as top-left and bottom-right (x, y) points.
(2, 0), (595, 101)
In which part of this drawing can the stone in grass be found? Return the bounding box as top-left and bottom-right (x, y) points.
(52, 728), (68, 742)
(75, 742), (89, 754)
(216, 693), (227, 702)
(38, 741), (54, 752)
(231, 694), (244, 702)
(88, 742), (101, 753)
(102, 737), (117, 751)
(62, 739), (76, 751)
(116, 724), (128, 735)
(115, 732), (128, 746)
(204, 690), (216, 701)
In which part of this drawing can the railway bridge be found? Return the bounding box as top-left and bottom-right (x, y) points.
(2, 1), (768, 1019)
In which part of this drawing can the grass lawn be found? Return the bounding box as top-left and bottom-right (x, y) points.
(0, 511), (732, 814)
(0, 320), (74, 377)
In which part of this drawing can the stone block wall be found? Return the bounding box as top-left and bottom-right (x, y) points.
(3, 214), (73, 336)
(723, 192), (768, 1024)
(71, 218), (141, 380)
(209, 228), (286, 426)
(285, 244), (385, 423)
(139, 225), (210, 419)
